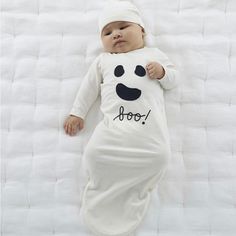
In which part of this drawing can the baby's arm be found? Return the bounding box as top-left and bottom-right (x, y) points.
(64, 55), (102, 136)
(146, 49), (179, 90)
(64, 115), (84, 136)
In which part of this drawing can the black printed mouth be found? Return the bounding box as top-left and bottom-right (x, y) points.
(116, 83), (141, 101)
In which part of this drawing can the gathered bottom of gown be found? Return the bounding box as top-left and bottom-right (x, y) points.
(80, 121), (170, 236)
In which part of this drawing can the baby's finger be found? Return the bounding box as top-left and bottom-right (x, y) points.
(148, 66), (154, 72)
(64, 122), (69, 134)
(148, 66), (156, 74)
(78, 122), (84, 130)
(65, 125), (70, 135)
(146, 64), (152, 70)
(149, 71), (156, 79)
(71, 125), (78, 136)
(72, 125), (79, 135)
(149, 74), (155, 79)
(67, 124), (74, 136)
(148, 69), (156, 76)
(147, 61), (155, 67)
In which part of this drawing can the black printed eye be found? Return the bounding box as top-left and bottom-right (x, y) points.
(114, 65), (125, 77)
(135, 65), (146, 77)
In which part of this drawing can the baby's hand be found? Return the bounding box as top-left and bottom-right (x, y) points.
(146, 62), (165, 80)
(64, 115), (84, 136)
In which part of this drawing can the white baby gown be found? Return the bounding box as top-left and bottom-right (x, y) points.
(70, 47), (178, 236)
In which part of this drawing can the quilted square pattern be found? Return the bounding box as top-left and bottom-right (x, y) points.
(1, 0), (236, 236)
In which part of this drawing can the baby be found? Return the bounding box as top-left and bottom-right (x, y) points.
(64, 1), (178, 236)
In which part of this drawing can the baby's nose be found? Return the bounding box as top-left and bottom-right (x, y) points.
(113, 30), (121, 39)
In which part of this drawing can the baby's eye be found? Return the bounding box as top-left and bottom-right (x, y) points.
(104, 31), (112, 36)
(120, 25), (129, 30)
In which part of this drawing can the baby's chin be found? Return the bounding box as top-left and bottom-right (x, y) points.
(106, 45), (145, 54)
(110, 48), (130, 53)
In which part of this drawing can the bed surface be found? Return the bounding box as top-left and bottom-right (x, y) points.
(1, 0), (236, 235)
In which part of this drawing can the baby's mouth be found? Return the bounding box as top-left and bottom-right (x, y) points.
(114, 40), (126, 47)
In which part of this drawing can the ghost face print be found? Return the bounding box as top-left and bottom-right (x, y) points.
(112, 64), (152, 125)
(114, 64), (146, 101)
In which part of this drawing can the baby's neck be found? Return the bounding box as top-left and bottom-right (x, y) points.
(109, 45), (145, 54)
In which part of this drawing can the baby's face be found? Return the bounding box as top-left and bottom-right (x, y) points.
(101, 21), (145, 53)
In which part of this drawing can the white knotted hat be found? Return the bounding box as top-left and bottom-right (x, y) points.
(98, 1), (145, 34)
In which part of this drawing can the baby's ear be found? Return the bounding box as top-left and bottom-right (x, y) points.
(141, 28), (146, 37)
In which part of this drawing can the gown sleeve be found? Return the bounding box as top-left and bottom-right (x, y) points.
(70, 55), (103, 119)
(154, 48), (180, 90)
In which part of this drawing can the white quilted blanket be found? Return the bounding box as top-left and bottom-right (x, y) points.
(1, 0), (236, 236)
